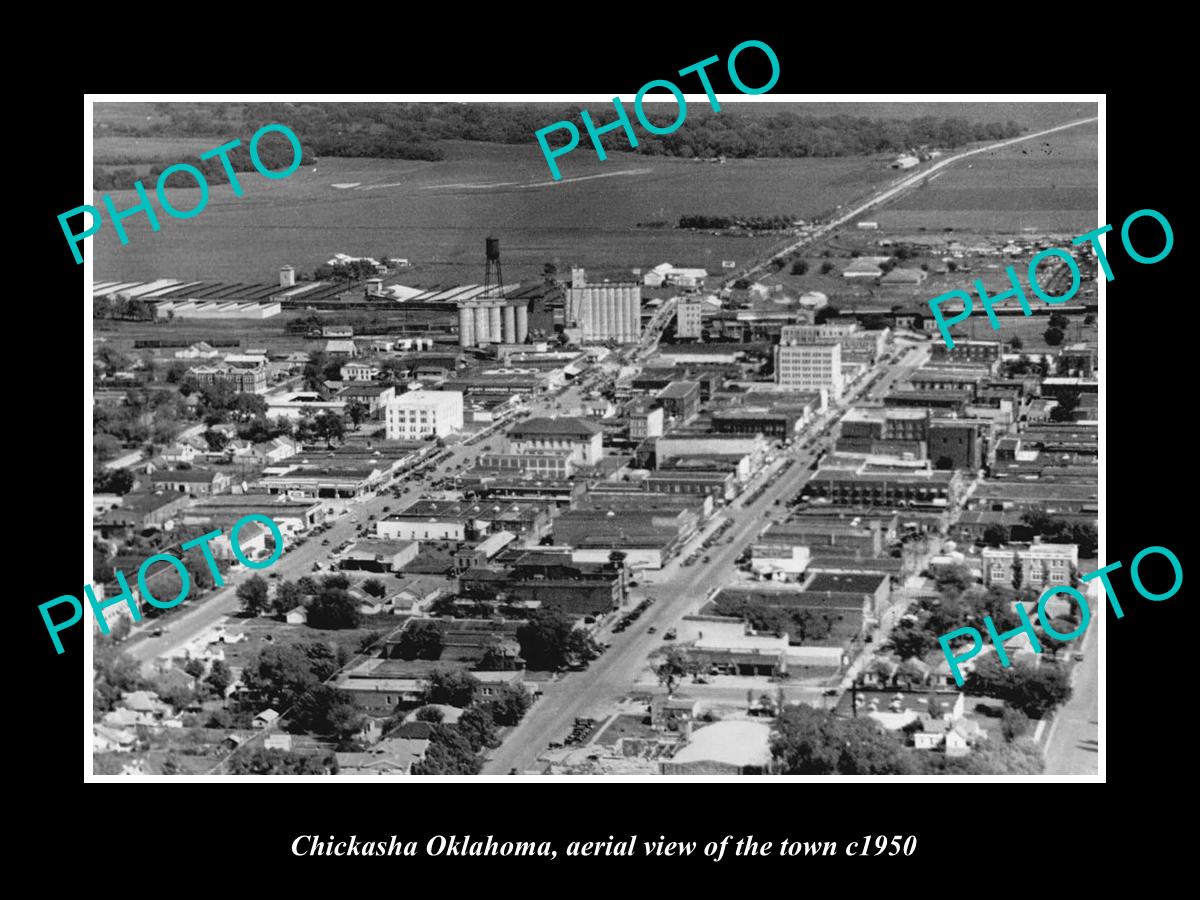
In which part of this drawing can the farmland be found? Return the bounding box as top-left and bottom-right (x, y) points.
(873, 123), (1098, 233)
(89, 104), (1098, 286)
(91, 141), (901, 284)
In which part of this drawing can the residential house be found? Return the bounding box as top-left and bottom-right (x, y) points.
(149, 467), (232, 497)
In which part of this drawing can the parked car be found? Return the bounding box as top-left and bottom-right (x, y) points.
(321, 539), (331, 546)
(1072, 652), (1086, 662)
(647, 626), (657, 634)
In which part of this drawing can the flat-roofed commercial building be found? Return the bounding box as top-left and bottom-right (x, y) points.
(931, 339), (1003, 365)
(982, 542), (1079, 589)
(776, 340), (843, 400)
(804, 464), (963, 509)
(506, 417), (604, 465)
(385, 390), (464, 440)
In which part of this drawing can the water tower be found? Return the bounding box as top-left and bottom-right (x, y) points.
(482, 236), (504, 299)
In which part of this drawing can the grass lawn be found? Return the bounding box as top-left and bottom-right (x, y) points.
(594, 713), (658, 748)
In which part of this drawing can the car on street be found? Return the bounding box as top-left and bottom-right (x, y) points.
(1072, 652), (1086, 662)
(321, 539), (331, 546)
(150, 627), (165, 637)
(647, 626), (657, 634)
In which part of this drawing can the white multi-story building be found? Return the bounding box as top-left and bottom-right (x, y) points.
(775, 341), (844, 400)
(676, 300), (704, 339)
(505, 416), (604, 465)
(385, 390), (464, 440)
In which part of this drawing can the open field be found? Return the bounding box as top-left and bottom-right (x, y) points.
(92, 116), (1099, 287)
(874, 124), (1098, 233)
(91, 140), (908, 284)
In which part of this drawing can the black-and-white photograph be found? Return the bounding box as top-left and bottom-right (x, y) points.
(82, 96), (1101, 780)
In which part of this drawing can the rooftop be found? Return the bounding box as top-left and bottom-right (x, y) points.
(668, 720), (772, 768)
(507, 417), (603, 437)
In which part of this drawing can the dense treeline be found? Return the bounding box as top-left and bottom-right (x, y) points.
(679, 214), (796, 231)
(94, 138), (316, 191)
(96, 102), (1025, 164)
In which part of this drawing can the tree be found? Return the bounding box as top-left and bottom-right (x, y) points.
(293, 684), (362, 739)
(424, 668), (480, 708)
(345, 400), (369, 427)
(790, 259), (809, 276)
(183, 658), (206, 679)
(156, 681), (197, 712)
(943, 736), (1044, 774)
(965, 656), (1072, 719)
(982, 524), (1010, 546)
(204, 428), (229, 452)
(1043, 326), (1064, 347)
(1069, 522), (1098, 557)
(207, 708), (235, 729)
(94, 648), (146, 714)
(413, 724), (482, 775)
(772, 705), (911, 775)
(457, 704), (499, 752)
(358, 630), (389, 654)
(886, 622), (937, 660)
(1011, 554), (1024, 592)
(516, 608), (597, 670)
(313, 412), (345, 448)
(107, 615), (132, 643)
(1048, 311), (1069, 330)
(205, 660), (233, 697)
(236, 575), (271, 617)
(96, 467), (135, 495)
(1001, 706), (1030, 742)
(414, 705), (445, 723)
(485, 683), (532, 727)
(1037, 619), (1077, 660)
(362, 578), (387, 598)
(819, 261), (835, 275)
(1009, 335), (1023, 351)
(656, 647), (701, 693)
(228, 748), (334, 775)
(307, 588), (363, 629)
(394, 620), (445, 660)
(934, 564), (974, 595)
(272, 580), (304, 615)
(303, 642), (340, 681)
(242, 644), (321, 710)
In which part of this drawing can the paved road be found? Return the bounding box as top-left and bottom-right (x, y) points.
(1042, 594), (1100, 775)
(482, 342), (927, 773)
(126, 380), (591, 669)
(725, 115), (1100, 288)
